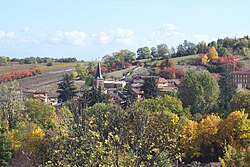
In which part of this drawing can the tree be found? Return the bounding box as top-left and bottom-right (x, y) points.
(196, 41), (208, 54)
(218, 71), (237, 114)
(122, 84), (137, 109)
(141, 77), (158, 99)
(230, 90), (250, 115)
(76, 64), (88, 79)
(57, 74), (77, 102)
(218, 47), (229, 57)
(25, 99), (56, 129)
(157, 44), (169, 58)
(114, 49), (136, 62)
(0, 81), (24, 132)
(237, 47), (249, 57)
(207, 46), (219, 62)
(176, 44), (185, 57)
(150, 47), (158, 58)
(0, 134), (12, 167)
(208, 41), (217, 49)
(219, 144), (250, 167)
(136, 95), (189, 117)
(0, 56), (8, 66)
(178, 71), (220, 114)
(136, 47), (152, 60)
(87, 62), (96, 75)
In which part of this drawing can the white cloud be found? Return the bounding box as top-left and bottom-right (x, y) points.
(111, 28), (136, 45)
(0, 31), (15, 41)
(98, 32), (110, 45)
(162, 24), (176, 31)
(50, 31), (88, 46)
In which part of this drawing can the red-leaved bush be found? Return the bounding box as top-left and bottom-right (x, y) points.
(0, 68), (42, 83)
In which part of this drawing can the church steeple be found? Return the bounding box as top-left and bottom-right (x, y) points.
(95, 62), (103, 79)
(93, 62), (104, 91)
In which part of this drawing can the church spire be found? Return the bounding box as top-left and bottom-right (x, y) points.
(94, 62), (103, 80)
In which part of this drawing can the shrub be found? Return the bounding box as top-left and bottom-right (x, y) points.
(0, 134), (12, 167)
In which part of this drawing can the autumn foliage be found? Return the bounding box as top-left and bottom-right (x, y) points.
(158, 59), (186, 79)
(0, 68), (41, 83)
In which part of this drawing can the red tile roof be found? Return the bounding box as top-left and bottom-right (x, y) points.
(157, 77), (168, 84)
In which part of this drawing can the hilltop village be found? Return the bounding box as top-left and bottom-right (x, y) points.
(0, 36), (250, 166)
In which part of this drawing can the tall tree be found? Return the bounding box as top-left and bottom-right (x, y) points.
(122, 84), (137, 109)
(218, 47), (229, 57)
(141, 77), (158, 99)
(0, 81), (24, 132)
(57, 74), (77, 102)
(230, 90), (250, 115)
(178, 71), (220, 114)
(0, 134), (12, 167)
(75, 63), (88, 79)
(196, 41), (208, 54)
(157, 44), (169, 58)
(136, 47), (152, 60)
(207, 46), (219, 62)
(218, 71), (237, 114)
(0, 56), (8, 66)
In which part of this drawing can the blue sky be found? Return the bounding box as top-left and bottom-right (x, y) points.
(0, 0), (250, 60)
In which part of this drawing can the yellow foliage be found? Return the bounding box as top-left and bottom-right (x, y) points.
(29, 127), (45, 142)
(7, 131), (21, 150)
(218, 111), (250, 148)
(201, 54), (208, 64)
(207, 46), (218, 61)
(198, 114), (221, 136)
(27, 127), (45, 151)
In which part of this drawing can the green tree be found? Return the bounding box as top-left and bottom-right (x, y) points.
(157, 44), (169, 58)
(196, 41), (208, 54)
(218, 71), (237, 114)
(0, 56), (8, 66)
(0, 81), (24, 132)
(25, 99), (56, 129)
(114, 49), (136, 62)
(57, 74), (77, 102)
(122, 83), (137, 109)
(76, 63), (88, 79)
(0, 133), (12, 167)
(141, 77), (158, 99)
(219, 144), (250, 167)
(87, 62), (96, 75)
(218, 47), (229, 57)
(84, 75), (93, 86)
(136, 47), (152, 60)
(237, 47), (249, 57)
(230, 90), (250, 115)
(178, 71), (220, 114)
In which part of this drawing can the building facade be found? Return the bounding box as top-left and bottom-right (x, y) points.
(232, 70), (250, 89)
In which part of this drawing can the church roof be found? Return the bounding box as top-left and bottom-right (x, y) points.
(94, 62), (103, 79)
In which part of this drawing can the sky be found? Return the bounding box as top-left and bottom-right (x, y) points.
(0, 0), (250, 61)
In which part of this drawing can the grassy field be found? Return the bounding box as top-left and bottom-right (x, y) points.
(133, 54), (198, 64)
(0, 62), (80, 74)
(170, 54), (198, 63)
